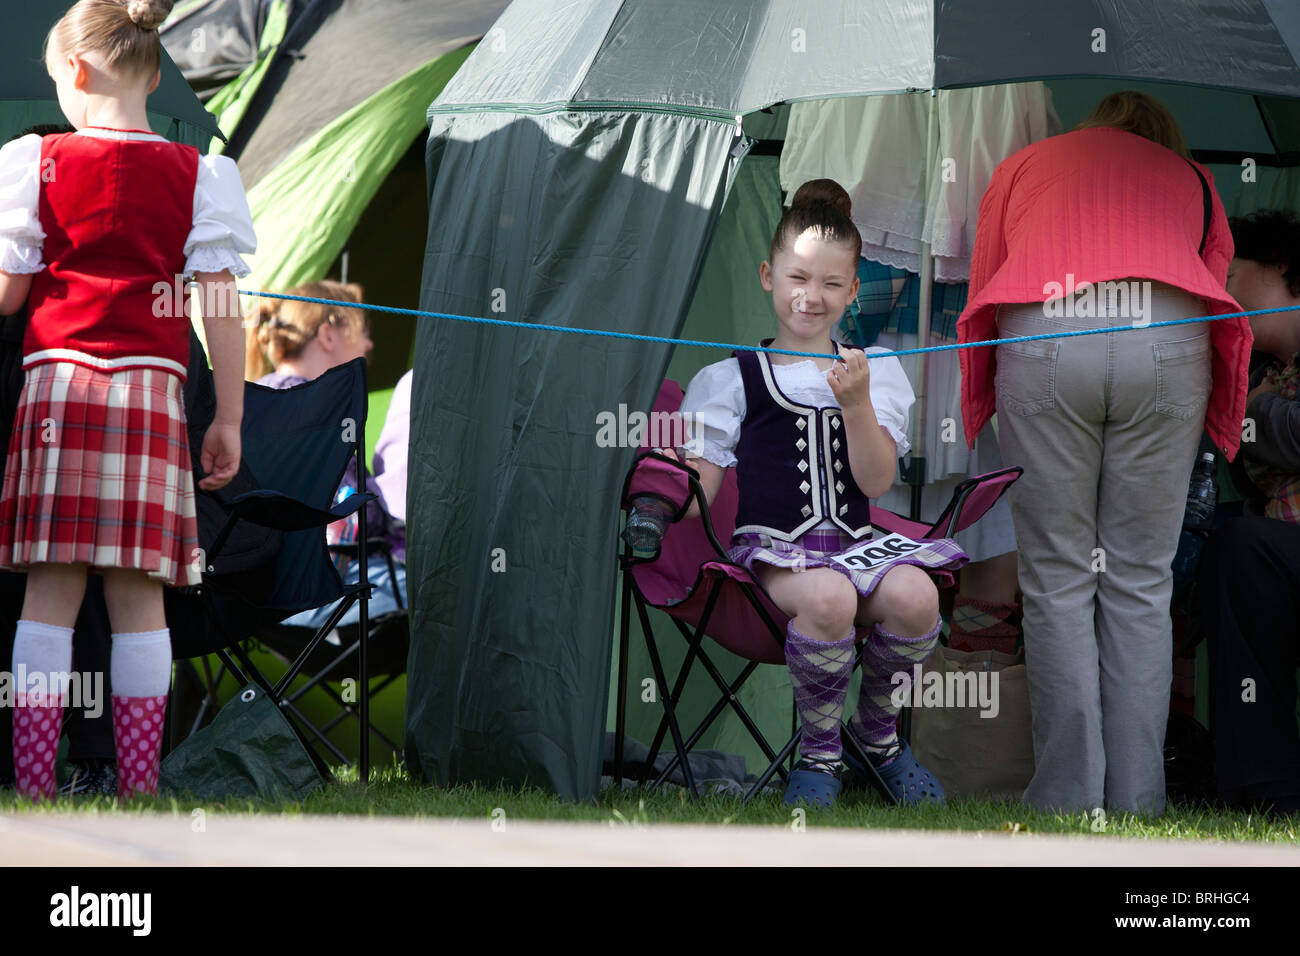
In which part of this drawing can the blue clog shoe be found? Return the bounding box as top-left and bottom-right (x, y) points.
(844, 739), (945, 806)
(783, 758), (843, 808)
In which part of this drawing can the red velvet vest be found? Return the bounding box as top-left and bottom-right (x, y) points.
(26, 130), (199, 379)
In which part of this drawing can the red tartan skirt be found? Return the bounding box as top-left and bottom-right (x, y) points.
(0, 362), (199, 587)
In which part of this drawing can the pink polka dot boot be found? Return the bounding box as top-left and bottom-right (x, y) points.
(13, 694), (64, 800)
(112, 694), (167, 799)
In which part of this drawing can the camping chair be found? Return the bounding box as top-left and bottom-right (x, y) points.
(612, 379), (1022, 803)
(167, 357), (379, 781)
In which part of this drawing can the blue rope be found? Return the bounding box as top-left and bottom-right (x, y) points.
(237, 288), (1298, 361)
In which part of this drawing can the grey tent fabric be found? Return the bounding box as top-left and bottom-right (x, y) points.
(406, 110), (739, 799)
(224, 0), (508, 187)
(934, 0), (1300, 95)
(430, 0), (1300, 116)
(161, 0), (276, 97)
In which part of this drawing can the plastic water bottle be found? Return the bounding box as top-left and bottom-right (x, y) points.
(622, 496), (671, 560)
(1182, 453), (1217, 532)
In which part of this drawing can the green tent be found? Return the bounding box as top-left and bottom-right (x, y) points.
(154, 1), (512, 761)
(161, 0), (512, 391)
(1, 2), (220, 147)
(407, 0), (1300, 800)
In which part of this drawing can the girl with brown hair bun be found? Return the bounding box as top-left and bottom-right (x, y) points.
(659, 178), (968, 809)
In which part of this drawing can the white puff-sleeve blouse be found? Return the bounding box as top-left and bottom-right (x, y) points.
(184, 154), (257, 277)
(0, 135), (45, 275)
(678, 347), (915, 468)
(0, 132), (256, 279)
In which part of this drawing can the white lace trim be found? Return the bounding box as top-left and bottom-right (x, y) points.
(933, 256), (970, 283)
(863, 244), (920, 275)
(0, 241), (43, 274)
(853, 207), (925, 246)
(184, 241), (250, 278)
(863, 246), (972, 284)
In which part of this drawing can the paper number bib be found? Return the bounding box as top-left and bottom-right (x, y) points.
(829, 532), (924, 573)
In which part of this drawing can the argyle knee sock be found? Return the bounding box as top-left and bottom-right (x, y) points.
(11, 620), (73, 800)
(849, 617), (942, 764)
(784, 622), (856, 771)
(110, 629), (171, 798)
(947, 596), (1020, 654)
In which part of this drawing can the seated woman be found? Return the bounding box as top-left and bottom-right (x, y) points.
(1200, 209), (1300, 818)
(247, 281), (407, 626)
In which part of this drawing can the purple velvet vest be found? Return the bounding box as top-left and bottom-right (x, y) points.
(732, 341), (874, 540)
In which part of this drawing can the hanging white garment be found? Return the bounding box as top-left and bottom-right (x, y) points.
(780, 83), (1061, 282)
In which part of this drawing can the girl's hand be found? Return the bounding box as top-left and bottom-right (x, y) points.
(647, 448), (721, 519)
(198, 423), (241, 490)
(828, 350), (871, 410)
(655, 447), (700, 478)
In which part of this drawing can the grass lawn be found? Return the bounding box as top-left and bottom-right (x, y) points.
(2, 765), (1297, 844)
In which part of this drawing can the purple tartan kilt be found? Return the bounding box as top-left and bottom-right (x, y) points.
(728, 526), (968, 599)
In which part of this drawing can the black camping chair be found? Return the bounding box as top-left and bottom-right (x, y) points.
(168, 356), (378, 782)
(250, 537), (409, 767)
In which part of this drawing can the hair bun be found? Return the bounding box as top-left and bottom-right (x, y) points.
(125, 0), (173, 31)
(790, 178), (853, 219)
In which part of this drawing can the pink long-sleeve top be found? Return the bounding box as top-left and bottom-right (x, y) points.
(957, 126), (1251, 458)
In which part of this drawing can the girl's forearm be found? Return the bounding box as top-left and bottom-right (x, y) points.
(0, 273), (33, 317)
(195, 271), (245, 425)
(840, 404), (897, 498)
(677, 454), (724, 519)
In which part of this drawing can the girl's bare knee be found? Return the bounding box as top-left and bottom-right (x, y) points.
(102, 568), (165, 632)
(877, 565), (939, 634)
(801, 573), (859, 634)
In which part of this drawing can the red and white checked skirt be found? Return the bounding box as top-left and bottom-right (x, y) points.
(0, 362), (199, 587)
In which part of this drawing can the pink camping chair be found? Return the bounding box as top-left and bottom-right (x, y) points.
(612, 379), (1022, 803)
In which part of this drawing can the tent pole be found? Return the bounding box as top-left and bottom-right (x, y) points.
(910, 89), (938, 521)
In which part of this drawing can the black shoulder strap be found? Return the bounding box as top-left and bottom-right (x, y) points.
(1187, 159), (1211, 257)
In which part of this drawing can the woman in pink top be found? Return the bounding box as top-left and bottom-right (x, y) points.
(957, 92), (1250, 817)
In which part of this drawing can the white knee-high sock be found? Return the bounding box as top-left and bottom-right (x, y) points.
(110, 629), (172, 698)
(12, 619), (74, 701)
